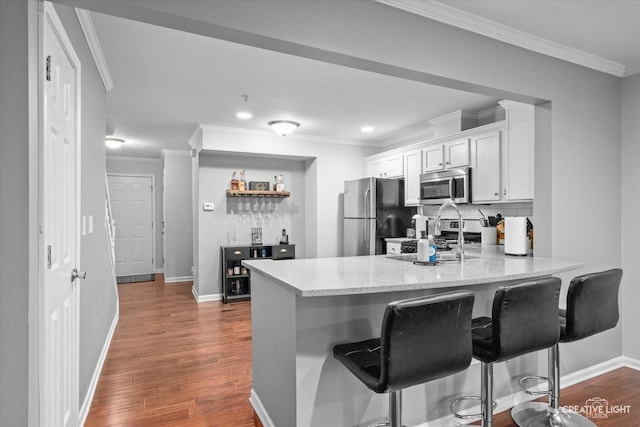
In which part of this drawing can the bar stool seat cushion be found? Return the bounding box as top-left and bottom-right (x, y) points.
(333, 338), (383, 391)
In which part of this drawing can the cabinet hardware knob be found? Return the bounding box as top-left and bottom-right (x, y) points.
(280, 249), (287, 253)
(233, 250), (241, 255)
(438, 163), (443, 166)
(494, 192), (499, 196)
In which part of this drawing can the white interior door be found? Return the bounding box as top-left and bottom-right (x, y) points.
(42, 4), (81, 426)
(107, 175), (154, 277)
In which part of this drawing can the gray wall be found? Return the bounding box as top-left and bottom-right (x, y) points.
(163, 151), (193, 279)
(106, 156), (164, 272)
(52, 2), (119, 415)
(0, 1), (34, 424)
(622, 73), (640, 360)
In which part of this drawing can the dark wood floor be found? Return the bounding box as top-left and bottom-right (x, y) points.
(86, 276), (640, 426)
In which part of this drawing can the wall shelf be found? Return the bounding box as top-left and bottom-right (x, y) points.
(226, 190), (290, 198)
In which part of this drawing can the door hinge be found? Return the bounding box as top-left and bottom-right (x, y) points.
(46, 55), (51, 81)
(47, 245), (52, 269)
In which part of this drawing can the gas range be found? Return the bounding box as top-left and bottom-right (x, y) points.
(400, 218), (483, 253)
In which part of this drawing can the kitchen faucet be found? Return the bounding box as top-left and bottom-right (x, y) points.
(435, 200), (465, 262)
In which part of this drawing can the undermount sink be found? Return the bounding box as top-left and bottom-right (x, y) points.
(386, 253), (479, 263)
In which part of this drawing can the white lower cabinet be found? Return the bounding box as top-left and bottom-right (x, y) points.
(404, 149), (422, 206)
(386, 242), (401, 254)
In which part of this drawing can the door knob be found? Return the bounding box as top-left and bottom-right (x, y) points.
(71, 268), (87, 281)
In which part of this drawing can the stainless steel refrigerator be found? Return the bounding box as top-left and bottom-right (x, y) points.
(343, 177), (414, 256)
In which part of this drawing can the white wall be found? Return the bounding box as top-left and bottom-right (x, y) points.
(106, 156), (164, 271)
(199, 127), (378, 262)
(622, 73), (640, 361)
(196, 151), (307, 297)
(163, 151), (193, 280)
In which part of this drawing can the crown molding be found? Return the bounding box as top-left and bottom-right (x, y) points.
(624, 63), (640, 77)
(75, 8), (114, 91)
(198, 124), (380, 148)
(376, 0), (627, 78)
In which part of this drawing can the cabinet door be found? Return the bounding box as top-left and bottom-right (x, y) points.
(502, 102), (534, 200)
(422, 145), (444, 172)
(473, 132), (502, 202)
(404, 149), (422, 206)
(445, 138), (470, 168)
(367, 160), (385, 178)
(385, 154), (404, 178)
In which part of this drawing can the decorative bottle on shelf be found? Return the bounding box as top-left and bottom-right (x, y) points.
(238, 170), (246, 191)
(273, 175), (278, 191)
(276, 174), (284, 192)
(233, 263), (240, 275)
(231, 171), (239, 190)
(417, 231), (429, 262)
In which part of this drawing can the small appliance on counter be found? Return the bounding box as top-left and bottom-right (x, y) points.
(412, 214), (428, 238)
(504, 217), (528, 256)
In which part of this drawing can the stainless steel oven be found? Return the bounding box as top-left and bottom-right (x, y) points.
(419, 167), (471, 205)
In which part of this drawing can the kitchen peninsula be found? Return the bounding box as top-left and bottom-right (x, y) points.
(244, 248), (582, 427)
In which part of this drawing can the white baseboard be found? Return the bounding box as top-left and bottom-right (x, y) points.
(191, 285), (223, 302)
(250, 389), (275, 427)
(164, 275), (193, 283)
(622, 356), (640, 371)
(78, 307), (119, 425)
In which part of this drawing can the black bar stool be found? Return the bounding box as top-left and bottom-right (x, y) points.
(332, 291), (475, 427)
(451, 277), (561, 427)
(511, 268), (623, 427)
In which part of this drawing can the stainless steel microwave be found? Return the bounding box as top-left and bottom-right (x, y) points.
(419, 167), (471, 205)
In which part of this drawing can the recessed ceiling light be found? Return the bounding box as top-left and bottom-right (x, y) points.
(105, 137), (124, 149)
(236, 111), (252, 119)
(361, 126), (375, 133)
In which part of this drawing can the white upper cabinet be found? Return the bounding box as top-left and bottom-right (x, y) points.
(422, 145), (444, 172)
(403, 149), (422, 206)
(422, 138), (470, 173)
(500, 100), (534, 201)
(472, 130), (502, 203)
(366, 153), (404, 178)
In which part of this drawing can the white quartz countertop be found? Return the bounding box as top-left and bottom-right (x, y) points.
(242, 246), (583, 297)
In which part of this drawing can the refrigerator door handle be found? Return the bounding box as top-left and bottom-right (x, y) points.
(364, 187), (370, 216)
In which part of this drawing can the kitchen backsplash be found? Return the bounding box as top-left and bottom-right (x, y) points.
(420, 202), (533, 223)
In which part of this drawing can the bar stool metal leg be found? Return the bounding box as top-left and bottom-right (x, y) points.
(389, 391), (401, 427)
(481, 362), (494, 427)
(511, 344), (596, 426)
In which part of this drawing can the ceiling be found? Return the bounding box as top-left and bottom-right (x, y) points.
(89, 0), (640, 158)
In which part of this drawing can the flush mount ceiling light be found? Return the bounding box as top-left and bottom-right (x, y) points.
(361, 126), (375, 133)
(105, 136), (124, 149)
(268, 120), (300, 137)
(236, 111), (253, 119)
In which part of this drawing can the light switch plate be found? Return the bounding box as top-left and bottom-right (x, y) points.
(88, 215), (94, 234)
(203, 202), (215, 211)
(82, 216), (87, 236)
